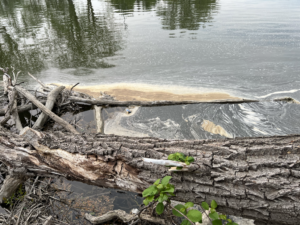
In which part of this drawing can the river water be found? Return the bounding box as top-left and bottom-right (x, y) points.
(1, 0), (300, 221)
(1, 0), (299, 137)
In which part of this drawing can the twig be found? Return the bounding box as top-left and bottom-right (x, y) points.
(28, 72), (49, 90)
(169, 203), (195, 225)
(70, 83), (80, 92)
(137, 202), (155, 221)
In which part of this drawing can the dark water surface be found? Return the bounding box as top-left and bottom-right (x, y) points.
(1, 0), (300, 217)
(1, 0), (300, 99)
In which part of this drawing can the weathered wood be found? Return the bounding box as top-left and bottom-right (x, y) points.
(14, 86), (79, 134)
(32, 86), (65, 130)
(85, 209), (166, 224)
(69, 96), (259, 106)
(94, 106), (103, 133)
(11, 92), (23, 133)
(0, 174), (26, 203)
(1, 127), (300, 224)
(2, 75), (10, 95)
(0, 100), (47, 116)
(0, 88), (17, 125)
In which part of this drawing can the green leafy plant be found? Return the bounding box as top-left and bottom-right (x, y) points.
(167, 153), (195, 165)
(142, 176), (175, 214)
(142, 176), (238, 225)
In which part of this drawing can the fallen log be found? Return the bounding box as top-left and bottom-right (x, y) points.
(69, 96), (259, 107)
(1, 127), (300, 225)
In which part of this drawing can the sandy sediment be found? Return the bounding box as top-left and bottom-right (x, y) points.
(53, 83), (241, 102)
(201, 120), (233, 138)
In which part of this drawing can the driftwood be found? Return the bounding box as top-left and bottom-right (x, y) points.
(0, 100), (47, 116)
(69, 96), (259, 107)
(0, 126), (300, 225)
(14, 86), (79, 134)
(0, 175), (25, 204)
(85, 209), (166, 224)
(0, 88), (17, 126)
(10, 87), (23, 132)
(94, 106), (103, 133)
(32, 86), (65, 130)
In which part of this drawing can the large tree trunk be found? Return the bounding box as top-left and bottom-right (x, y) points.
(0, 127), (299, 225)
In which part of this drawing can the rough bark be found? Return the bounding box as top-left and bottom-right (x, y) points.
(0, 127), (300, 224)
(32, 86), (65, 130)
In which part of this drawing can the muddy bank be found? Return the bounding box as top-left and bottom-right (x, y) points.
(55, 83), (241, 102)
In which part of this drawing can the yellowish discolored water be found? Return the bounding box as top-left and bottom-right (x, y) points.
(53, 83), (241, 102)
(201, 120), (233, 138)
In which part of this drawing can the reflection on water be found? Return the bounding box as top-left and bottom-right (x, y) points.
(156, 0), (217, 30)
(52, 178), (142, 224)
(0, 0), (123, 73)
(1, 0), (299, 100)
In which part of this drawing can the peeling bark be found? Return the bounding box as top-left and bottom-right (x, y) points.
(0, 127), (300, 224)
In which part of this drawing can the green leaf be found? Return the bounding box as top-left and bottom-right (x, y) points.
(157, 184), (164, 189)
(209, 212), (219, 220)
(157, 193), (169, 203)
(212, 220), (222, 225)
(185, 161), (190, 165)
(227, 223), (238, 225)
(187, 156), (195, 163)
(161, 176), (172, 185)
(143, 199), (149, 206)
(181, 220), (191, 225)
(142, 185), (158, 197)
(219, 214), (227, 220)
(176, 153), (186, 162)
(201, 202), (209, 210)
(184, 202), (194, 209)
(154, 179), (161, 185)
(186, 209), (202, 222)
(143, 195), (155, 205)
(176, 167), (183, 170)
(168, 154), (176, 160)
(162, 186), (174, 194)
(211, 200), (218, 209)
(227, 219), (232, 223)
(172, 204), (186, 217)
(156, 202), (164, 215)
(210, 208), (216, 213)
